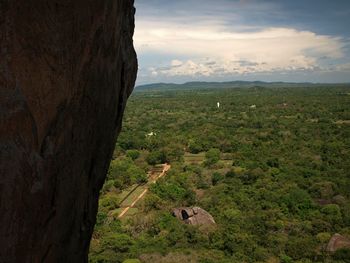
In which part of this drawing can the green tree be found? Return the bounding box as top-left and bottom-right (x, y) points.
(127, 166), (147, 184)
(212, 172), (224, 185)
(188, 139), (203, 154)
(126, 150), (140, 160)
(204, 148), (221, 166)
(146, 150), (166, 165)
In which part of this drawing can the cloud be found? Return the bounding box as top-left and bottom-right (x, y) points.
(135, 20), (346, 77)
(171, 59), (183, 67)
(134, 0), (350, 83)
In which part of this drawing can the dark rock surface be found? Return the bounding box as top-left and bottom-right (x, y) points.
(0, 0), (137, 262)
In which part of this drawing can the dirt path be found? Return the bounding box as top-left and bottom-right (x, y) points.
(118, 163), (171, 218)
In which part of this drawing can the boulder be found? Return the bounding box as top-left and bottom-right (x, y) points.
(172, 207), (216, 226)
(326, 234), (350, 253)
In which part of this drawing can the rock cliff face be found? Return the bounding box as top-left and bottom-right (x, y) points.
(0, 0), (137, 262)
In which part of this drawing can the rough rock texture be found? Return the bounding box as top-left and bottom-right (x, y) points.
(326, 234), (350, 253)
(0, 0), (137, 262)
(172, 207), (216, 226)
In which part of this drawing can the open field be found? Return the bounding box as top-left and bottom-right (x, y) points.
(183, 152), (205, 164)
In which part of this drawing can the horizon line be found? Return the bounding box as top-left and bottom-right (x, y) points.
(135, 80), (350, 87)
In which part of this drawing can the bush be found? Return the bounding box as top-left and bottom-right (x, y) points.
(212, 172), (224, 185)
(237, 168), (264, 184)
(266, 158), (279, 168)
(225, 170), (236, 178)
(101, 233), (134, 253)
(281, 188), (313, 216)
(108, 158), (134, 183)
(285, 235), (317, 260)
(321, 204), (342, 224)
(188, 139), (203, 154)
(204, 148), (221, 166)
(143, 193), (162, 212)
(126, 150), (140, 160)
(150, 173), (195, 204)
(99, 195), (120, 211)
(96, 210), (107, 227)
(163, 144), (184, 162)
(280, 255), (293, 263)
(151, 182), (187, 201)
(309, 181), (335, 199)
(108, 157), (147, 188)
(146, 151), (166, 165)
(333, 248), (350, 262)
(123, 259), (141, 263)
(102, 180), (115, 193)
(316, 232), (331, 244)
(127, 166), (148, 184)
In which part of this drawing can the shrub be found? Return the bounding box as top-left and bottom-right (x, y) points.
(281, 188), (313, 216)
(102, 180), (115, 193)
(143, 193), (162, 212)
(96, 210), (107, 227)
(333, 248), (350, 262)
(321, 204), (342, 224)
(101, 233), (133, 253)
(316, 232), (331, 244)
(225, 170), (236, 179)
(212, 172), (224, 185)
(146, 151), (166, 165)
(127, 166), (147, 184)
(123, 259), (141, 263)
(204, 148), (221, 166)
(126, 150), (140, 160)
(266, 158), (279, 168)
(99, 195), (120, 211)
(188, 139), (203, 154)
(280, 255), (293, 263)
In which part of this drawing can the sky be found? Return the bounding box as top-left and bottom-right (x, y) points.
(134, 0), (350, 85)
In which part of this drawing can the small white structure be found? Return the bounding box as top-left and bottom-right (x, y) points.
(146, 132), (157, 137)
(217, 102), (220, 108)
(250, 105), (256, 109)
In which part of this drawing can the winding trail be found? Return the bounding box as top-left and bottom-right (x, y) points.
(118, 163), (171, 218)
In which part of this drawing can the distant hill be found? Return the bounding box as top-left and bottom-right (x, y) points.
(135, 81), (347, 91)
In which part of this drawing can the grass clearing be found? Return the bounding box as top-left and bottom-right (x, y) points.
(184, 152), (205, 164)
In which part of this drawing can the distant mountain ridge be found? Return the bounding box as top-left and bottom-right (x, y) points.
(135, 81), (347, 91)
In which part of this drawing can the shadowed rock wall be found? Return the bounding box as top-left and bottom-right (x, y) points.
(0, 0), (137, 262)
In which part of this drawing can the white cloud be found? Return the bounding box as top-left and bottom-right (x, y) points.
(336, 63), (350, 71)
(171, 59), (183, 67)
(135, 20), (346, 77)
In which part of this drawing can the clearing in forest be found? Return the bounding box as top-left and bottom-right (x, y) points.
(117, 163), (171, 218)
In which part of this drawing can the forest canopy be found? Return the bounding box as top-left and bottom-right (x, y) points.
(90, 85), (350, 263)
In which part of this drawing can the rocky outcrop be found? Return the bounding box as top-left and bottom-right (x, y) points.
(326, 234), (350, 253)
(172, 207), (216, 226)
(0, 0), (137, 262)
